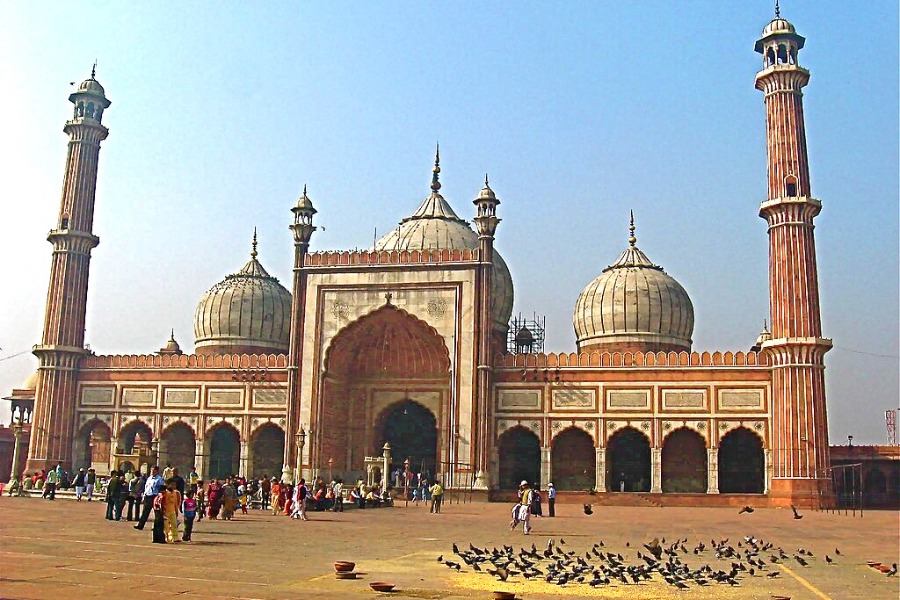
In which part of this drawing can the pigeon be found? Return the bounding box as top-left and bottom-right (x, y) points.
(886, 564), (897, 577)
(436, 555), (443, 563)
(766, 571), (781, 578)
(824, 554), (834, 564)
(452, 543), (460, 554)
(790, 505), (803, 520)
(738, 505), (755, 514)
(583, 504), (593, 515)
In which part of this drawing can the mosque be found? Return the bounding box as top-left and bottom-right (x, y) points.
(2, 12), (855, 508)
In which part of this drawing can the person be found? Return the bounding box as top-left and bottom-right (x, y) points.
(221, 477), (237, 520)
(182, 489), (198, 543)
(270, 479), (282, 515)
(349, 485), (362, 508)
(206, 478), (222, 519)
(126, 471), (142, 520)
(172, 468), (186, 496)
(43, 466), (58, 500)
(516, 481), (534, 534)
(547, 482), (556, 517)
(134, 466), (165, 530)
(331, 478), (343, 512)
(151, 486), (167, 543)
(85, 468), (96, 501)
(73, 468), (87, 501)
(429, 480), (443, 514)
(282, 483), (293, 515)
(292, 478), (308, 520)
(162, 463), (174, 481)
(238, 480), (249, 514)
(188, 466), (199, 495)
(116, 471), (129, 520)
(195, 481), (206, 521)
(260, 475), (271, 511)
(162, 478), (182, 543)
(105, 470), (122, 520)
(531, 483), (542, 517)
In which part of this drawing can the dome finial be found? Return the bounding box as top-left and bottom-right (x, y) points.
(628, 210), (637, 247)
(91, 60), (97, 79)
(251, 227), (258, 259)
(431, 143), (441, 193)
(774, 0), (780, 18)
(485, 173), (490, 187)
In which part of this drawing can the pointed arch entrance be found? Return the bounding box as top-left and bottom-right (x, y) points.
(662, 428), (707, 493)
(118, 420), (152, 454)
(718, 427), (764, 493)
(551, 427), (596, 491)
(159, 422), (196, 475)
(498, 427), (540, 491)
(206, 424), (240, 479)
(377, 400), (438, 475)
(319, 304), (451, 478)
(250, 424), (285, 479)
(606, 427), (651, 492)
(76, 420), (112, 470)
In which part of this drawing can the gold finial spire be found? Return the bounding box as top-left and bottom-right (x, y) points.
(251, 227), (258, 259)
(91, 60), (97, 79)
(484, 173), (490, 187)
(169, 328), (176, 341)
(431, 143), (441, 193)
(302, 183), (308, 197)
(628, 210), (637, 247)
(774, 0), (780, 18)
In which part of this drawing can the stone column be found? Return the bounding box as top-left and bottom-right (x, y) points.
(107, 437), (118, 474)
(595, 447), (606, 492)
(195, 439), (205, 480)
(540, 446), (551, 487)
(764, 449), (772, 494)
(651, 447), (662, 493)
(707, 448), (719, 494)
(239, 441), (250, 478)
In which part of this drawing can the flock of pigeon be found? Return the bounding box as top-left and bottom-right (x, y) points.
(438, 525), (897, 592)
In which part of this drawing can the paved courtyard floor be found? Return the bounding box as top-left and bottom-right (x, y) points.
(0, 496), (897, 600)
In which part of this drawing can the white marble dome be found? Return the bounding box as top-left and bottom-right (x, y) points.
(194, 237), (291, 355)
(573, 226), (693, 353)
(374, 184), (514, 333)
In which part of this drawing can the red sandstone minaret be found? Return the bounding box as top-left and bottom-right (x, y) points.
(755, 9), (832, 507)
(26, 68), (111, 473)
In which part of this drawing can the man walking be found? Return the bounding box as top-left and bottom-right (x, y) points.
(44, 466), (58, 500)
(517, 481), (533, 534)
(429, 480), (443, 514)
(73, 468), (87, 501)
(134, 466), (164, 530)
(547, 482), (556, 517)
(85, 468), (96, 501)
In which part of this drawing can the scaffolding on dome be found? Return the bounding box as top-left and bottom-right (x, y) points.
(507, 313), (546, 355)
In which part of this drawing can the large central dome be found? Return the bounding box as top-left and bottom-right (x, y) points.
(374, 153), (514, 334)
(573, 217), (693, 354)
(194, 233), (292, 355)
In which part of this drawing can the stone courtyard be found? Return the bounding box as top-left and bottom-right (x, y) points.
(0, 496), (897, 599)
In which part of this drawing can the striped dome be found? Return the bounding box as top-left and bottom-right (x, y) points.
(194, 237), (291, 355)
(573, 231), (693, 353)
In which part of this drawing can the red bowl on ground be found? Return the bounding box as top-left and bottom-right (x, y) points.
(334, 561), (356, 573)
(369, 582), (396, 592)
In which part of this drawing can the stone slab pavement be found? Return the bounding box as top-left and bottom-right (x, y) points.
(0, 496), (897, 600)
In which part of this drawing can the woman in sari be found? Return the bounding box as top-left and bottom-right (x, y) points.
(206, 478), (222, 519)
(221, 477), (237, 520)
(270, 480), (282, 515)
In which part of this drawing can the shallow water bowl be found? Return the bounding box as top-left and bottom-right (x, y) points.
(335, 572), (357, 580)
(334, 561), (356, 573)
(493, 592), (517, 600)
(369, 582), (396, 592)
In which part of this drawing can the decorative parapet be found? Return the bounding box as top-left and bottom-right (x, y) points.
(495, 350), (768, 369)
(81, 353), (289, 369)
(304, 247), (481, 267)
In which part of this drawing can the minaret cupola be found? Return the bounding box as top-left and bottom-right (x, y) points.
(69, 64), (111, 125)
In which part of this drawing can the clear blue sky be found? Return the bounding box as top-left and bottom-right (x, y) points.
(1, 1), (897, 443)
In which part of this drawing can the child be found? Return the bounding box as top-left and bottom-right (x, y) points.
(196, 481), (206, 522)
(162, 478), (183, 543)
(238, 482), (249, 514)
(182, 489), (198, 543)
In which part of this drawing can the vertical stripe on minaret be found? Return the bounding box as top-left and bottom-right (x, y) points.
(754, 16), (832, 507)
(27, 73), (111, 473)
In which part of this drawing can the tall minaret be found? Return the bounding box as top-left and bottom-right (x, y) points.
(472, 173), (500, 489)
(755, 10), (832, 507)
(26, 69), (111, 473)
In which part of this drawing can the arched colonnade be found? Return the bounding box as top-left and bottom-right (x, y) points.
(496, 424), (766, 494)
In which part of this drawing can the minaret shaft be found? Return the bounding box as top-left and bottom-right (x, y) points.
(755, 18), (831, 507)
(27, 76), (109, 474)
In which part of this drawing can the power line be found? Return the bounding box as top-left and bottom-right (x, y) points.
(832, 345), (899, 360)
(0, 349), (32, 362)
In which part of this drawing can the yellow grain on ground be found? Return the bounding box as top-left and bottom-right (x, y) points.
(449, 571), (728, 599)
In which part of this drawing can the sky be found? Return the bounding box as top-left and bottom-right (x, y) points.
(0, 1), (897, 444)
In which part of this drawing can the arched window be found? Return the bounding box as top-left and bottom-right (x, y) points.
(777, 44), (788, 64)
(86, 102), (95, 118)
(785, 175), (798, 197)
(766, 47), (776, 67)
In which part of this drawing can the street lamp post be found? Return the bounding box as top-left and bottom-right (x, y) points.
(10, 415), (24, 493)
(295, 427), (306, 483)
(327, 457), (334, 483)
